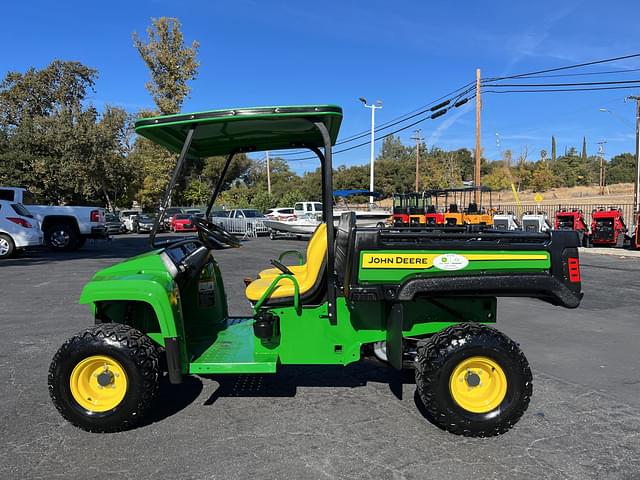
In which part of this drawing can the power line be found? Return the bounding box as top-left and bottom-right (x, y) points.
(484, 85), (640, 94)
(483, 52), (640, 82)
(277, 82), (475, 156)
(488, 67), (640, 79)
(483, 79), (640, 88)
(286, 95), (476, 161)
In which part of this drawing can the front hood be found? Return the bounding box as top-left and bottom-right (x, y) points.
(90, 249), (165, 279)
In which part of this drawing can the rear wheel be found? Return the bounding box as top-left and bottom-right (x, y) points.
(45, 223), (79, 251)
(0, 234), (15, 259)
(48, 323), (160, 432)
(415, 323), (532, 437)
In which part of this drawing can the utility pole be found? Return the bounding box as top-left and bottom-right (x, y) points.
(597, 141), (607, 196)
(411, 129), (423, 192)
(266, 150), (271, 195)
(360, 97), (383, 204)
(629, 96), (640, 217)
(475, 68), (482, 203)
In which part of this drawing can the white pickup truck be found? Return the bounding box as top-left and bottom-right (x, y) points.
(0, 187), (108, 251)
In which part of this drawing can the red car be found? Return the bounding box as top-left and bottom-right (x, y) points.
(170, 214), (197, 232)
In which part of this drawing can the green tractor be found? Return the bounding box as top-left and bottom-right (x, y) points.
(48, 105), (583, 436)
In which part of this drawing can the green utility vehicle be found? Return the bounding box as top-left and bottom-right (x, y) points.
(48, 105), (583, 437)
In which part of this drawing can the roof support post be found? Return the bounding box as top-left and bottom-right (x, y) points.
(150, 126), (196, 248)
(311, 121), (337, 324)
(206, 150), (238, 218)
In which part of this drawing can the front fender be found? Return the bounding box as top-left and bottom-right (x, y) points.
(79, 276), (183, 340)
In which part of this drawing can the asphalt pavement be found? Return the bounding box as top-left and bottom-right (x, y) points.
(1, 234), (639, 479)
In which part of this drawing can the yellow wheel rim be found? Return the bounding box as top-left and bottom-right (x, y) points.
(69, 355), (128, 412)
(449, 356), (507, 414)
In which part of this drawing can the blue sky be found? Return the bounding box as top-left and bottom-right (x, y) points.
(3, 0), (640, 173)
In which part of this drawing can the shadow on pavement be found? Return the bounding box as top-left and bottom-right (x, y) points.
(142, 375), (204, 427)
(200, 360), (417, 406)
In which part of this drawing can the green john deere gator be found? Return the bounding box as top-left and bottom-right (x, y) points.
(48, 105), (583, 436)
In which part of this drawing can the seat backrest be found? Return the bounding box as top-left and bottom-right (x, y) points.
(297, 223), (327, 286)
(335, 212), (356, 282)
(306, 223), (327, 265)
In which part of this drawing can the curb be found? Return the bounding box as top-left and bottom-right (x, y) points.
(579, 247), (640, 258)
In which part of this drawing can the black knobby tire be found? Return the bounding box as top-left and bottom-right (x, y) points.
(45, 223), (79, 251)
(0, 233), (16, 259)
(48, 323), (160, 432)
(415, 323), (532, 437)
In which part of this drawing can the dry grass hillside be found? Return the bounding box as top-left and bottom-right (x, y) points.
(493, 183), (633, 205)
(377, 183), (634, 208)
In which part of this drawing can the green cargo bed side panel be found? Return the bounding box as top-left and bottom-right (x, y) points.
(359, 250), (550, 282)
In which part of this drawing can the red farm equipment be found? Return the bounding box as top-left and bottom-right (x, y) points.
(590, 207), (627, 248)
(554, 209), (589, 247)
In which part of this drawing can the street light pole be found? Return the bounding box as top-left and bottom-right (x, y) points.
(360, 97), (383, 205)
(596, 141), (607, 196)
(266, 150), (271, 195)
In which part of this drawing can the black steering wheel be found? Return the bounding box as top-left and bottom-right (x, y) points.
(193, 217), (241, 249)
(270, 258), (294, 275)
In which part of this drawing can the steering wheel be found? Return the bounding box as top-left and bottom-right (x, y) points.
(193, 217), (241, 249)
(270, 258), (294, 275)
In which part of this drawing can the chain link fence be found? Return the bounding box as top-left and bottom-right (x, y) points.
(494, 203), (635, 225)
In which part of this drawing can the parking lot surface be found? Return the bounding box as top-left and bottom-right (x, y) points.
(1, 235), (639, 479)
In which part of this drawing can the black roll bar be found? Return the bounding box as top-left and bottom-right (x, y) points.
(147, 119), (337, 323)
(149, 127), (195, 248)
(311, 121), (337, 324)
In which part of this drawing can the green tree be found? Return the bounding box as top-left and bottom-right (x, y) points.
(250, 190), (273, 212)
(279, 189), (306, 207)
(581, 136), (587, 162)
(201, 153), (251, 189)
(606, 153), (636, 184)
(182, 177), (210, 206)
(132, 17), (200, 206)
(530, 161), (560, 192)
(0, 61), (132, 206)
(133, 17), (199, 115)
(551, 136), (557, 162)
(481, 168), (512, 191)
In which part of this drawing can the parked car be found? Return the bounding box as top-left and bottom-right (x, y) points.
(170, 214), (197, 232)
(119, 210), (142, 232)
(0, 200), (44, 259)
(132, 214), (160, 233)
(105, 214), (125, 235)
(265, 207), (295, 220)
(163, 207), (184, 230)
(0, 187), (107, 251)
(184, 208), (204, 218)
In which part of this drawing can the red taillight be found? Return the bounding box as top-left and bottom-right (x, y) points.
(568, 257), (581, 283)
(90, 210), (100, 222)
(7, 217), (32, 228)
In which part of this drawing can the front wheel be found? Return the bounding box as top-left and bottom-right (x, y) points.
(415, 323), (532, 437)
(48, 323), (160, 432)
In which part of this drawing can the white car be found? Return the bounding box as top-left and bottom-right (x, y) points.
(265, 207), (296, 220)
(0, 200), (44, 259)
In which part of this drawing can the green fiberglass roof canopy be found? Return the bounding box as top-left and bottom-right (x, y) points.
(134, 105), (343, 157)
